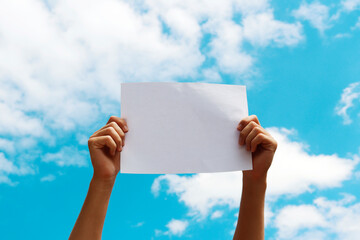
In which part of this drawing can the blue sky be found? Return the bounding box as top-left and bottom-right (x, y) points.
(0, 0), (360, 239)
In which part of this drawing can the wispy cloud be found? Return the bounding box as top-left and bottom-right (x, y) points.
(0, 152), (34, 185)
(341, 0), (360, 12)
(351, 17), (360, 30)
(242, 11), (303, 47)
(292, 0), (360, 37)
(131, 221), (145, 228)
(210, 210), (224, 219)
(293, 2), (331, 34)
(165, 219), (189, 236)
(40, 174), (56, 182)
(335, 82), (360, 125)
(42, 146), (88, 167)
(0, 139), (15, 154)
(155, 219), (189, 237)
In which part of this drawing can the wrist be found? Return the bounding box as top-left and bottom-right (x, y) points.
(242, 173), (267, 192)
(90, 176), (116, 192)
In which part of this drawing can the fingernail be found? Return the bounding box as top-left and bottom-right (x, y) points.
(125, 126), (129, 132)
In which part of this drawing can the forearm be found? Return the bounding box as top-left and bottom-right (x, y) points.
(233, 175), (267, 240)
(69, 177), (115, 240)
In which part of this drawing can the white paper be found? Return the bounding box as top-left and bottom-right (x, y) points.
(120, 82), (252, 174)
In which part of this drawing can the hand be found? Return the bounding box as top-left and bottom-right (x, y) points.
(88, 116), (128, 182)
(237, 115), (277, 182)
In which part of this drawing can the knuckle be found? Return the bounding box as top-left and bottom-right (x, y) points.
(105, 135), (113, 143)
(104, 127), (112, 135)
(119, 118), (126, 124)
(109, 115), (117, 122)
(109, 126), (116, 134)
(240, 131), (245, 138)
(258, 133), (266, 139)
(119, 131), (125, 138)
(251, 115), (258, 120)
(106, 127), (117, 136)
(87, 138), (94, 146)
(273, 140), (278, 149)
(249, 121), (257, 128)
(109, 121), (117, 128)
(253, 126), (261, 134)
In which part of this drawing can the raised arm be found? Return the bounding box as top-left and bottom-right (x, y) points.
(233, 115), (277, 240)
(69, 116), (128, 240)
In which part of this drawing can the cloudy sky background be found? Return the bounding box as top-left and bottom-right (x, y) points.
(0, 0), (360, 239)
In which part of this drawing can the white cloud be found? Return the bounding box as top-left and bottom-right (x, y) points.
(0, 139), (15, 154)
(165, 219), (188, 236)
(152, 127), (358, 218)
(76, 134), (89, 146)
(0, 0), (304, 131)
(334, 33), (352, 39)
(293, 230), (326, 240)
(264, 203), (274, 227)
(275, 204), (327, 239)
(132, 221), (145, 228)
(152, 172), (242, 217)
(0, 152), (34, 185)
(0, 153), (22, 175)
(275, 195), (360, 240)
(266, 128), (357, 196)
(355, 170), (360, 179)
(352, 17), (360, 30)
(205, 20), (253, 76)
(335, 82), (360, 124)
(0, 0), (304, 184)
(42, 146), (88, 167)
(243, 11), (303, 47)
(341, 0), (360, 12)
(201, 67), (222, 83)
(210, 210), (224, 219)
(293, 2), (331, 33)
(0, 103), (46, 138)
(40, 174), (56, 182)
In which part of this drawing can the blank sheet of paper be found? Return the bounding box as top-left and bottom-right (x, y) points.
(120, 82), (252, 174)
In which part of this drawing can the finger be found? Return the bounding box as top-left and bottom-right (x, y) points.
(93, 127), (123, 151)
(107, 116), (128, 133)
(245, 126), (264, 151)
(237, 115), (260, 131)
(250, 133), (273, 152)
(96, 122), (125, 146)
(88, 135), (117, 156)
(239, 121), (259, 146)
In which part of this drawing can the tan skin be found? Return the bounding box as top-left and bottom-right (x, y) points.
(69, 115), (277, 240)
